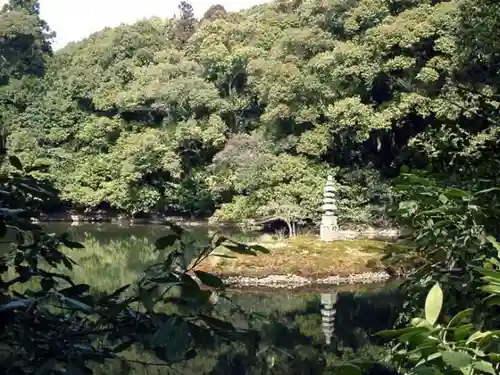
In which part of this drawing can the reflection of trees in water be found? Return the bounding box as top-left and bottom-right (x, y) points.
(38, 224), (402, 374)
(42, 223), (259, 246)
(91, 287), (402, 375)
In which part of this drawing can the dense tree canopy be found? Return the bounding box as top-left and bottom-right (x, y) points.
(1, 0), (499, 229)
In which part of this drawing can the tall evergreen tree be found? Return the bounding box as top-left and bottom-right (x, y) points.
(175, 1), (196, 45)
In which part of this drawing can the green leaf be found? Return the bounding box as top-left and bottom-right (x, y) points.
(194, 270), (224, 289)
(472, 360), (496, 374)
(412, 366), (444, 375)
(153, 318), (192, 363)
(446, 308), (473, 328)
(60, 284), (90, 297)
(249, 244), (270, 254)
(475, 187), (500, 196)
(376, 326), (430, 337)
(411, 318), (433, 328)
(467, 331), (493, 345)
(444, 188), (471, 200)
(180, 273), (201, 298)
(0, 299), (30, 311)
(165, 222), (184, 237)
(61, 239), (85, 249)
(155, 234), (179, 250)
(224, 243), (257, 255)
(8, 155), (23, 170)
(41, 278), (55, 291)
(112, 340), (135, 353)
(139, 289), (156, 312)
(200, 314), (235, 332)
(213, 235), (227, 247)
(438, 194), (449, 205)
(99, 284), (131, 302)
(483, 296), (500, 307)
(425, 282), (443, 325)
(331, 364), (363, 375)
(152, 317), (179, 347)
(416, 352), (443, 366)
(480, 284), (500, 294)
(486, 236), (500, 258)
(442, 351), (473, 369)
(454, 324), (474, 341)
(66, 363), (86, 375)
(212, 253), (236, 259)
(35, 359), (57, 375)
(476, 266), (500, 280)
(61, 296), (93, 313)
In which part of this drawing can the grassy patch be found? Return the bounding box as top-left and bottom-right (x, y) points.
(197, 235), (408, 278)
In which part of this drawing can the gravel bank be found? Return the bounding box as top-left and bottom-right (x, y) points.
(223, 271), (393, 289)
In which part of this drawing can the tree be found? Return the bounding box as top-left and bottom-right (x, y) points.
(0, 0), (53, 82)
(201, 4), (227, 22)
(175, 1), (197, 46)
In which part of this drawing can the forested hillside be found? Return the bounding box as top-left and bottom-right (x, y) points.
(1, 0), (499, 227)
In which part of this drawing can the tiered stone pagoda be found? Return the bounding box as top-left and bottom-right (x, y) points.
(320, 175), (339, 242)
(320, 292), (338, 345)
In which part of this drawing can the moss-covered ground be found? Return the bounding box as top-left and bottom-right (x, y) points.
(197, 235), (412, 278)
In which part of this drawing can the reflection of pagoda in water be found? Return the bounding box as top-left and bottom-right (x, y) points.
(320, 292), (337, 345)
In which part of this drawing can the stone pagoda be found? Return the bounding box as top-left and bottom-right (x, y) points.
(320, 292), (338, 345)
(320, 175), (339, 242)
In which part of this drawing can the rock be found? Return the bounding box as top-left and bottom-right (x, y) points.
(223, 271), (395, 289)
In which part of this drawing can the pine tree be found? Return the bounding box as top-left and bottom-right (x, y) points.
(175, 1), (196, 46)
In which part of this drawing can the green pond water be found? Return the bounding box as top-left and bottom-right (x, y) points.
(34, 223), (402, 374)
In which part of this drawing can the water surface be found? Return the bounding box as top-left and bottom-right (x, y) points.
(37, 223), (401, 374)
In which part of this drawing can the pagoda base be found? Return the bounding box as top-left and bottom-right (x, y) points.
(320, 223), (341, 242)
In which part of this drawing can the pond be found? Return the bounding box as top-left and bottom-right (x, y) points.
(38, 223), (402, 375)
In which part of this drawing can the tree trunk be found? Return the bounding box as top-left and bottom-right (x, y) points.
(285, 220), (293, 238)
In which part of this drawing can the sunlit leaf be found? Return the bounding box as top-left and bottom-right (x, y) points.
(472, 360), (496, 375)
(442, 351), (473, 369)
(425, 283), (443, 325)
(444, 188), (471, 200)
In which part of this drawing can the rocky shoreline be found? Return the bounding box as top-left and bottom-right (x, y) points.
(222, 271), (394, 289)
